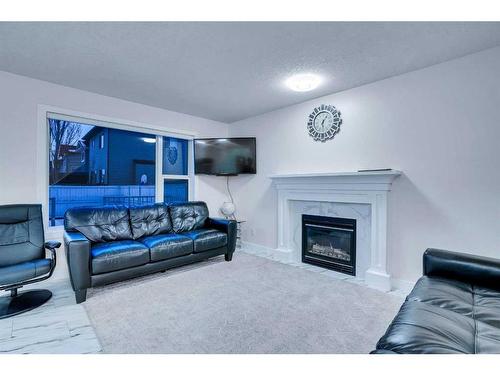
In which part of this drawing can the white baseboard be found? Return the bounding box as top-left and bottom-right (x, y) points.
(240, 240), (295, 263)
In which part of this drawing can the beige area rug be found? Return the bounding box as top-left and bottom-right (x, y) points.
(84, 252), (403, 353)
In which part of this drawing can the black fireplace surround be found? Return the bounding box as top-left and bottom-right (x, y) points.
(302, 214), (356, 275)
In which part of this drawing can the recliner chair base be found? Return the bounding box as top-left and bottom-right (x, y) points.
(0, 289), (52, 319)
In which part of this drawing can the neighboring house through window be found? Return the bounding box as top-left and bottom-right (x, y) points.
(47, 113), (193, 227)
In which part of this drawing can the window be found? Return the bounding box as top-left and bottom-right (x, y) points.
(162, 136), (190, 204)
(47, 113), (193, 227)
(163, 137), (188, 175)
(163, 179), (189, 203)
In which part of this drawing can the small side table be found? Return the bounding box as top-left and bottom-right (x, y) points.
(222, 216), (246, 249)
(235, 220), (246, 249)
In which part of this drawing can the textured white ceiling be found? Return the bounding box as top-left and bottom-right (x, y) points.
(1, 22), (500, 123)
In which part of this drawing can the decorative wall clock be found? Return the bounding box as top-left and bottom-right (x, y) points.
(307, 104), (342, 142)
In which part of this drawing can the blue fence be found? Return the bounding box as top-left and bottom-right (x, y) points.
(49, 185), (155, 226)
(163, 179), (189, 204)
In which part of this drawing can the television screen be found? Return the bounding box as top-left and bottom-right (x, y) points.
(194, 138), (256, 175)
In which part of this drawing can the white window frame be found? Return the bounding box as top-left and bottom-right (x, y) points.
(37, 105), (196, 235)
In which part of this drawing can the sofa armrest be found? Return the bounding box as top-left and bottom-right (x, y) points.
(423, 248), (500, 290)
(64, 231), (91, 293)
(206, 217), (237, 254)
(44, 241), (61, 250)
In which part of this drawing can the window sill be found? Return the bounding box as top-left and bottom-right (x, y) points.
(46, 226), (65, 241)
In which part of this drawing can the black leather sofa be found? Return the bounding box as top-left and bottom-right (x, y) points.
(63, 201), (236, 303)
(372, 248), (500, 354)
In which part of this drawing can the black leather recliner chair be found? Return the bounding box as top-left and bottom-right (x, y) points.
(0, 204), (59, 319)
(64, 201), (237, 303)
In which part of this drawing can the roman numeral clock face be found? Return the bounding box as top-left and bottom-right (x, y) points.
(307, 104), (342, 142)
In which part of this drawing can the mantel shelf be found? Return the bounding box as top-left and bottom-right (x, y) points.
(269, 170), (402, 179)
(269, 170), (402, 193)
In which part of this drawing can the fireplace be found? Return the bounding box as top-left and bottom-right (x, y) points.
(302, 214), (356, 275)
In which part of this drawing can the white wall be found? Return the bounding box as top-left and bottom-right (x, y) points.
(228, 46), (500, 285)
(0, 71), (229, 219)
(2, 46), (500, 285)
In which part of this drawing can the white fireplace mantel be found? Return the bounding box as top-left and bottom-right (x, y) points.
(270, 170), (401, 291)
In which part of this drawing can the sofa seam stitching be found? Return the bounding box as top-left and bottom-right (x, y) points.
(472, 285), (477, 354)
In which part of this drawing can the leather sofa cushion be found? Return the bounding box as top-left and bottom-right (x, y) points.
(65, 206), (133, 243)
(407, 276), (474, 316)
(376, 276), (500, 354)
(91, 240), (149, 274)
(169, 202), (209, 233)
(0, 258), (52, 285)
(376, 299), (476, 354)
(472, 288), (500, 329)
(181, 229), (227, 253)
(140, 234), (193, 262)
(129, 204), (172, 239)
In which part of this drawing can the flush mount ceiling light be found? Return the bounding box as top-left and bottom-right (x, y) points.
(142, 137), (156, 143)
(285, 73), (322, 92)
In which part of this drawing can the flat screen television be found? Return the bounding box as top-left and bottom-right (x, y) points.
(194, 137), (256, 175)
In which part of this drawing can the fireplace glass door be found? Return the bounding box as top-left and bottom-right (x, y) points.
(302, 215), (356, 275)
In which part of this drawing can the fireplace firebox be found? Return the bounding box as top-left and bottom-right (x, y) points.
(302, 214), (356, 275)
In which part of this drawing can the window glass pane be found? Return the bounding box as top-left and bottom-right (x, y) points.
(162, 137), (188, 175)
(163, 179), (189, 203)
(48, 118), (156, 226)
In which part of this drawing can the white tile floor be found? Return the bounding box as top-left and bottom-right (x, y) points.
(0, 278), (102, 354)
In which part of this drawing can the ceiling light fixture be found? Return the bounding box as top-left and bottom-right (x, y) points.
(142, 138), (156, 143)
(285, 73), (322, 92)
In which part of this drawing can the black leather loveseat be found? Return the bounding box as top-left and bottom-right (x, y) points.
(63, 201), (236, 303)
(372, 248), (500, 354)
